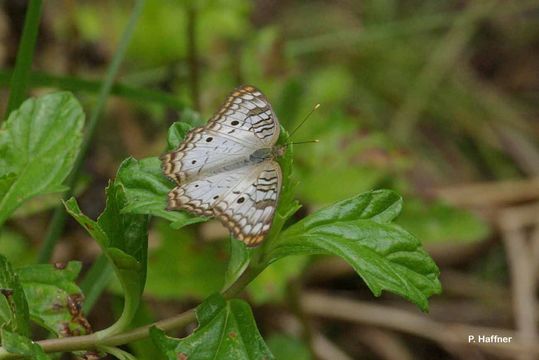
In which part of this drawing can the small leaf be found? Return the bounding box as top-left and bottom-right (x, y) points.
(116, 157), (206, 229)
(267, 190), (441, 311)
(150, 294), (274, 359)
(0, 92), (84, 226)
(64, 180), (149, 335)
(17, 262), (92, 337)
(1, 329), (50, 360)
(167, 122), (193, 150)
(0, 255), (30, 336)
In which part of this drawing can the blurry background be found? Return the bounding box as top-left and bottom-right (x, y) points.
(1, 0), (539, 359)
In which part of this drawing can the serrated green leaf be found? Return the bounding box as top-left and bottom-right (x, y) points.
(64, 181), (149, 335)
(285, 190), (402, 238)
(0, 92), (84, 226)
(116, 157), (206, 229)
(1, 329), (49, 360)
(0, 255), (30, 336)
(150, 294), (274, 360)
(17, 262), (92, 337)
(267, 190), (441, 311)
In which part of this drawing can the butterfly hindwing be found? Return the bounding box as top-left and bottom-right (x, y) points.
(214, 161), (282, 246)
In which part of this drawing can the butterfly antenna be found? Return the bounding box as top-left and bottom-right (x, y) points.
(288, 103), (320, 139)
(288, 139), (320, 145)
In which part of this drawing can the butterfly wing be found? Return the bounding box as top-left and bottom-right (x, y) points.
(161, 85), (280, 183)
(214, 160), (282, 246)
(167, 160), (281, 246)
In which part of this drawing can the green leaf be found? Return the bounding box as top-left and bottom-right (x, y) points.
(1, 329), (49, 360)
(396, 199), (490, 243)
(17, 262), (92, 337)
(116, 157), (206, 229)
(0, 255), (30, 336)
(0, 92), (84, 226)
(64, 180), (148, 336)
(167, 122), (193, 150)
(267, 190), (441, 311)
(150, 294), (274, 360)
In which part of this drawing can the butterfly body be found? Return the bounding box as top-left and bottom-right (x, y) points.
(161, 86), (283, 246)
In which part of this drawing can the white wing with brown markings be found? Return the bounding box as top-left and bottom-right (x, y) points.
(162, 85), (282, 246)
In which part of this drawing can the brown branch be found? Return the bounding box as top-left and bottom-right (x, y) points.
(499, 205), (538, 360)
(301, 291), (539, 357)
(433, 178), (539, 208)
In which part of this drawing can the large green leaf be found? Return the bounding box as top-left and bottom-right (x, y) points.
(116, 157), (205, 229)
(17, 262), (91, 337)
(0, 255), (29, 336)
(0, 92), (84, 226)
(267, 190), (441, 311)
(64, 180), (148, 336)
(150, 294), (274, 360)
(1, 330), (49, 360)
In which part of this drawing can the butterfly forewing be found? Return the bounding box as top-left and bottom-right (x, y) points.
(162, 85), (282, 246)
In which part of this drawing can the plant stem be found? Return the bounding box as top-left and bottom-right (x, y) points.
(80, 255), (114, 314)
(0, 70), (186, 111)
(3, 0), (43, 120)
(186, 4), (200, 111)
(0, 255), (266, 358)
(37, 0), (145, 263)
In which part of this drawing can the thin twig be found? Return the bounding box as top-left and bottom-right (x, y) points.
(312, 331), (352, 360)
(3, 0), (43, 120)
(499, 206), (538, 360)
(186, 5), (200, 111)
(301, 291), (539, 357)
(433, 178), (539, 208)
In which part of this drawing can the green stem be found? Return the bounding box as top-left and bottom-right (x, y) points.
(0, 251), (267, 358)
(3, 0), (43, 120)
(0, 70), (186, 111)
(37, 0), (145, 263)
(80, 255), (114, 314)
(186, 5), (200, 111)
